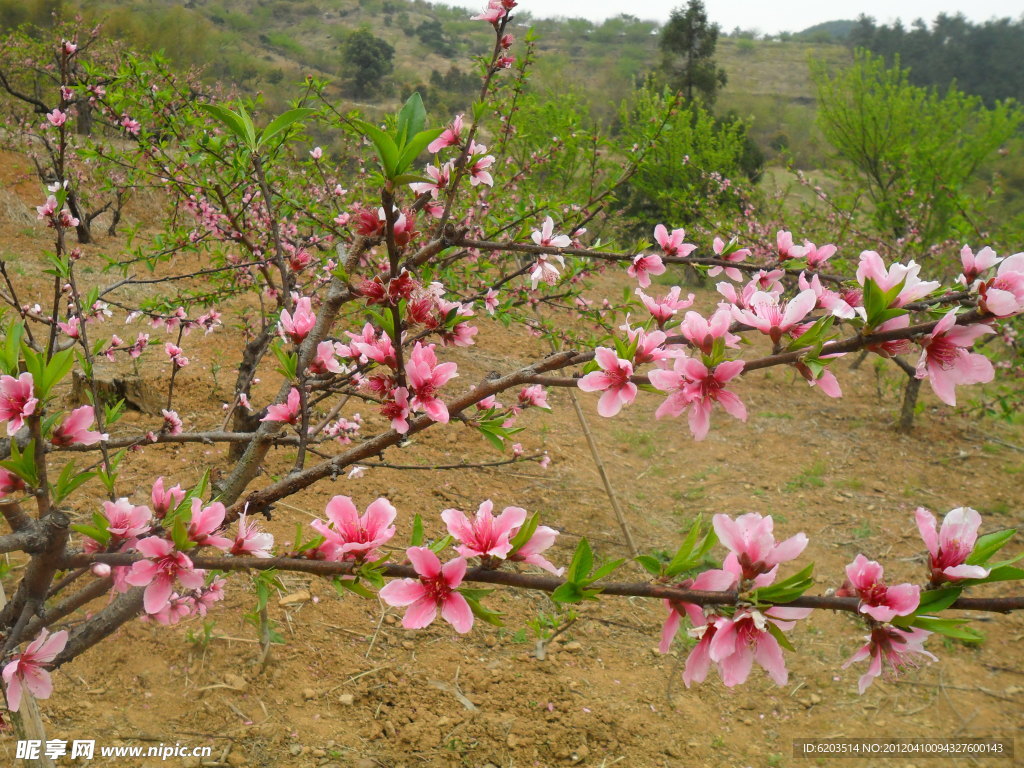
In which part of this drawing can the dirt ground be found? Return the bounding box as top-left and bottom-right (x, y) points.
(1, 149), (1022, 768)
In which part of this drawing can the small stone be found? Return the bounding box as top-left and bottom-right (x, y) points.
(288, 745), (302, 757)
(312, 749), (326, 758)
(223, 673), (247, 691)
(809, 693), (822, 704)
(402, 641), (415, 650)
(226, 751), (246, 767)
(383, 720), (397, 739)
(303, 688), (317, 700)
(563, 641), (583, 653)
(354, 761), (377, 768)
(339, 694), (355, 706)
(384, 614), (397, 625)
(279, 590), (311, 606)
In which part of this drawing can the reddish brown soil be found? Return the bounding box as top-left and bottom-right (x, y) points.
(1, 149), (1022, 768)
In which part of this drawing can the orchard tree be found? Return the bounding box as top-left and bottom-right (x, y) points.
(659, 0), (727, 105)
(340, 26), (395, 99)
(0, 7), (1023, 764)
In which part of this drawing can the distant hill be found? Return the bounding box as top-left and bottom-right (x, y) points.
(794, 19), (858, 42)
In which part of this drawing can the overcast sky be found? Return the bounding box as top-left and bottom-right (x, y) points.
(444, 1), (1022, 34)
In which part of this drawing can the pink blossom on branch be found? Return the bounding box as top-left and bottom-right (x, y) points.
(1, 629), (68, 712)
(151, 477), (185, 519)
(442, 500), (527, 559)
(731, 289), (817, 344)
(713, 512), (808, 583)
(50, 405), (108, 446)
(915, 506), (990, 584)
(979, 252), (1024, 317)
(406, 342), (458, 423)
(0, 372), (38, 436)
(914, 309), (994, 407)
(653, 224), (696, 258)
(856, 251), (939, 307)
(636, 286), (694, 325)
(577, 347), (637, 417)
(427, 114), (464, 153)
(843, 625), (937, 694)
(378, 547), (473, 633)
(231, 513), (275, 557)
(278, 296), (316, 344)
(261, 387), (302, 425)
(708, 236), (750, 281)
(186, 498), (233, 551)
(124, 536), (206, 614)
(648, 357), (746, 440)
(531, 216), (571, 249)
(311, 495), (397, 562)
(626, 253), (666, 289)
(837, 554), (920, 623)
(508, 522), (563, 575)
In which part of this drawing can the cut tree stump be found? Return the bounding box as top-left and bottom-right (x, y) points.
(70, 369), (164, 414)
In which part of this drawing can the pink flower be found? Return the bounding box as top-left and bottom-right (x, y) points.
(713, 513), (808, 583)
(51, 405), (108, 446)
(914, 309), (994, 406)
(46, 108), (67, 127)
(856, 251), (939, 306)
(472, 2), (506, 24)
(406, 342), (458, 423)
(518, 384), (549, 410)
(187, 498), (232, 550)
(2, 629), (68, 712)
(442, 500), (527, 559)
(802, 241), (836, 270)
(151, 477), (184, 519)
(483, 288), (499, 315)
(648, 357), (746, 440)
(308, 341), (344, 375)
(531, 216), (571, 248)
(0, 467), (26, 498)
(409, 162), (452, 198)
(261, 387), (302, 424)
(0, 373), (38, 436)
(838, 554), (920, 623)
(653, 224), (696, 257)
(627, 253), (666, 289)
(124, 536), (206, 614)
(529, 254), (564, 288)
(776, 230), (806, 261)
(915, 506), (990, 584)
(380, 387), (412, 434)
(229, 513), (275, 558)
(708, 237), (750, 281)
(378, 547), (473, 633)
(706, 607), (810, 687)
(468, 149), (495, 187)
(161, 409), (183, 435)
(659, 568), (737, 654)
(843, 625), (937, 694)
(100, 498), (152, 542)
(636, 286), (694, 325)
(310, 146), (323, 160)
(311, 495), (396, 562)
(279, 297), (316, 344)
(678, 309), (739, 354)
(979, 252), (1024, 317)
(577, 347), (636, 417)
(428, 114), (464, 153)
(731, 289), (817, 344)
(958, 244), (1000, 285)
(36, 195), (58, 219)
(798, 272), (856, 319)
(58, 316), (81, 339)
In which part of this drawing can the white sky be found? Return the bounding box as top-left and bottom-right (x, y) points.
(442, 1), (1023, 34)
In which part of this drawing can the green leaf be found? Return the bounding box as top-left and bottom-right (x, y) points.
(905, 616), (983, 643)
(71, 523), (110, 546)
(396, 127), (445, 175)
(51, 461), (95, 505)
(566, 538), (594, 584)
(235, 102), (257, 150)
(913, 587), (962, 615)
(966, 528), (1015, 565)
(1, 322), (24, 374)
(333, 576), (375, 599)
(750, 563), (815, 605)
(410, 514), (424, 546)
(354, 119), (400, 178)
(428, 535), (453, 554)
(766, 620), (796, 652)
(199, 104), (249, 145)
(42, 347), (76, 397)
(590, 558), (626, 582)
(396, 92), (427, 149)
(635, 554), (663, 577)
(171, 517), (194, 551)
(259, 107), (316, 148)
(461, 592), (504, 626)
(509, 513), (540, 554)
(551, 582), (585, 604)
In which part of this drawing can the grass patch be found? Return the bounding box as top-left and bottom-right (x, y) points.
(785, 460), (827, 491)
